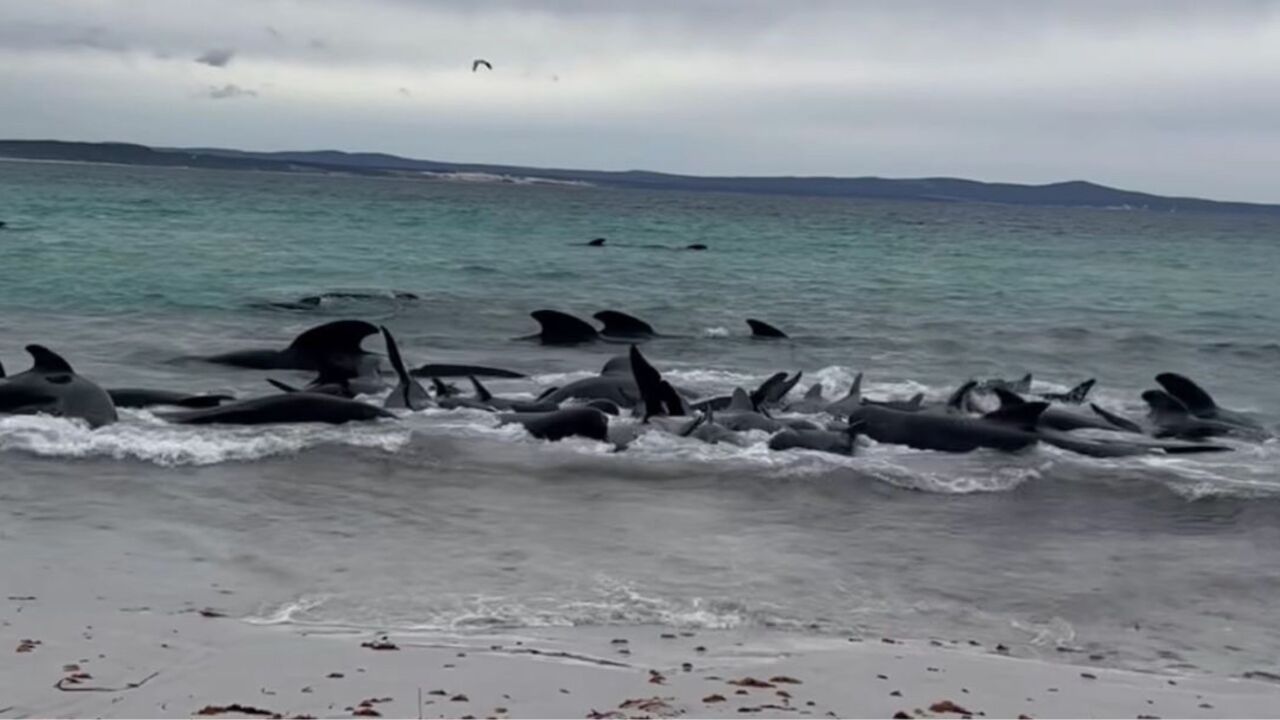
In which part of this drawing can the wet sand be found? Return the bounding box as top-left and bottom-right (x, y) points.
(4, 580), (1280, 719)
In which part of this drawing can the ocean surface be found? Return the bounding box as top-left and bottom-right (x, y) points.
(3, 159), (1280, 679)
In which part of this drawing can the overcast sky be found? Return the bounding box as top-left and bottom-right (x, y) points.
(2, 0), (1278, 201)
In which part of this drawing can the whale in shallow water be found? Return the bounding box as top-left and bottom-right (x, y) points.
(410, 364), (525, 379)
(990, 388), (1134, 434)
(768, 427), (857, 456)
(847, 400), (1046, 453)
(0, 345), (118, 428)
(162, 393), (394, 425)
(1155, 373), (1267, 435)
(107, 389), (234, 409)
(498, 407), (609, 442)
(202, 319), (381, 375)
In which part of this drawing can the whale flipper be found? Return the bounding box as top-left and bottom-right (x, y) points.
(746, 319), (788, 339)
(380, 326), (431, 410)
(526, 310), (600, 345)
(469, 376), (493, 402)
(410, 364), (525, 379)
(594, 310), (656, 338)
(804, 384), (823, 399)
(1041, 379), (1095, 404)
(1155, 373), (1217, 416)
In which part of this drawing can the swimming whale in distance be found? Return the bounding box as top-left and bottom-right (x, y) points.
(520, 310), (600, 345)
(380, 326), (431, 411)
(256, 291), (420, 311)
(162, 393), (394, 425)
(685, 243), (708, 251)
(107, 389), (234, 409)
(202, 319), (380, 374)
(594, 310), (657, 340)
(0, 345), (118, 428)
(746, 319), (788, 339)
(498, 407), (609, 442)
(587, 237), (607, 247)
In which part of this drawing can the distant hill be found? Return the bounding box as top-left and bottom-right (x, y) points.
(2, 139), (1276, 215)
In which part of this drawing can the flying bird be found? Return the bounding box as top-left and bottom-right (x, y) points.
(472, 59), (492, 72)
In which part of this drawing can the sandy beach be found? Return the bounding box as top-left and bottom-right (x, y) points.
(5, 563), (1280, 720)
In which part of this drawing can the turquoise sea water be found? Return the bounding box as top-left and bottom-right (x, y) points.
(3, 159), (1279, 680)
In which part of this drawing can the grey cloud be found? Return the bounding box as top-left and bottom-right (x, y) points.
(195, 48), (234, 67)
(1, 0), (1279, 201)
(206, 83), (256, 99)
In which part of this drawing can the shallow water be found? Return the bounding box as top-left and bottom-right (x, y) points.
(3, 159), (1280, 679)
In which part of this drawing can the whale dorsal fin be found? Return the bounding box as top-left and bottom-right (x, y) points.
(983, 401), (1048, 431)
(1142, 389), (1189, 416)
(536, 385), (559, 402)
(0, 359), (5, 378)
(745, 318), (787, 338)
(728, 388), (755, 412)
(600, 355), (632, 375)
(287, 319), (378, 355)
(529, 310), (599, 344)
(804, 383), (824, 399)
(1013, 373), (1033, 393)
(469, 375), (492, 402)
(594, 310), (656, 337)
(25, 345), (74, 374)
(1155, 373), (1216, 415)
(905, 392), (924, 410)
(629, 344), (666, 421)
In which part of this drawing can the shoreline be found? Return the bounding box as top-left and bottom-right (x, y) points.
(5, 591), (1280, 719)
